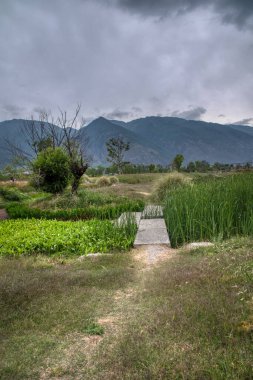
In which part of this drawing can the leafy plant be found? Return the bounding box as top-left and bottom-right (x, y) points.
(84, 322), (104, 336)
(0, 218), (137, 256)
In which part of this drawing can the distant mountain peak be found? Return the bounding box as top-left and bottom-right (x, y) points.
(1, 116), (253, 168)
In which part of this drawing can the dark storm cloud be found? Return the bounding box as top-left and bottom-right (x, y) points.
(113, 0), (253, 28)
(103, 106), (142, 120)
(1, 104), (25, 118)
(172, 107), (207, 120)
(104, 109), (133, 119)
(0, 0), (253, 124)
(233, 118), (253, 126)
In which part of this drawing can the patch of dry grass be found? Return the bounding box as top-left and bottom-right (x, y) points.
(92, 238), (253, 379)
(0, 253), (136, 379)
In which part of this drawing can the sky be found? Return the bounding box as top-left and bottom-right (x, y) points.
(0, 0), (253, 126)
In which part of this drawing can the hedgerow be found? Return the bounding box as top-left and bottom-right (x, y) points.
(6, 200), (144, 221)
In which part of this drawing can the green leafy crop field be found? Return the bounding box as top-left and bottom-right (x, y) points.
(0, 219), (137, 256)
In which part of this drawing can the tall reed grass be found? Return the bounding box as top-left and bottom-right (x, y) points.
(164, 173), (253, 247)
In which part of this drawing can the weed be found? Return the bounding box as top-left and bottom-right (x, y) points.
(84, 322), (105, 336)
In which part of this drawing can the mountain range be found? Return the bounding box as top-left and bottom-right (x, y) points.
(0, 116), (253, 168)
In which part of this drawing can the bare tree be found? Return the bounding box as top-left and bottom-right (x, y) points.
(56, 105), (89, 193)
(5, 105), (89, 193)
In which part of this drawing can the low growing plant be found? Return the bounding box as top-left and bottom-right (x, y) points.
(6, 199), (144, 221)
(0, 218), (137, 256)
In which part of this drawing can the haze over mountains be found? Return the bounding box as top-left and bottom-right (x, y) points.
(0, 116), (253, 168)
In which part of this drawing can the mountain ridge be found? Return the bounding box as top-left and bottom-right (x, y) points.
(0, 116), (253, 168)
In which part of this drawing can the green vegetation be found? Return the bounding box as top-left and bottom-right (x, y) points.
(172, 153), (184, 171)
(164, 173), (253, 247)
(0, 218), (137, 256)
(32, 147), (70, 193)
(0, 252), (135, 379)
(152, 172), (192, 202)
(118, 173), (163, 184)
(84, 322), (105, 336)
(96, 238), (253, 379)
(33, 188), (128, 209)
(0, 187), (27, 202)
(0, 170), (253, 378)
(6, 199), (144, 221)
(106, 137), (130, 173)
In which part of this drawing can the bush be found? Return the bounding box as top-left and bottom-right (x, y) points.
(0, 187), (26, 202)
(96, 176), (111, 187)
(152, 173), (191, 202)
(109, 176), (119, 185)
(33, 189), (130, 209)
(32, 147), (70, 193)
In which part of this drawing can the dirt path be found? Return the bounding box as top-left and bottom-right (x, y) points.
(39, 245), (178, 379)
(0, 209), (8, 220)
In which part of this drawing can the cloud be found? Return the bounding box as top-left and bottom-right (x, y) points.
(233, 118), (253, 126)
(112, 0), (253, 28)
(0, 0), (253, 125)
(1, 104), (25, 118)
(171, 106), (207, 120)
(32, 106), (48, 115)
(104, 109), (133, 119)
(103, 106), (142, 120)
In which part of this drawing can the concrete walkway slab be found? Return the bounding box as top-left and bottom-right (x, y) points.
(134, 218), (170, 246)
(117, 212), (142, 226)
(142, 205), (163, 219)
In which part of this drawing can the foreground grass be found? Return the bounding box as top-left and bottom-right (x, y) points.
(0, 253), (136, 379)
(0, 238), (252, 379)
(94, 238), (253, 379)
(0, 219), (137, 256)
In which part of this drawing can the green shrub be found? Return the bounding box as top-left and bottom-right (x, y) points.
(152, 172), (191, 202)
(84, 322), (104, 336)
(32, 147), (70, 193)
(0, 187), (26, 202)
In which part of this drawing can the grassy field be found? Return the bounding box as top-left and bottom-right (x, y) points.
(0, 253), (136, 379)
(0, 172), (253, 379)
(0, 238), (252, 379)
(92, 237), (253, 380)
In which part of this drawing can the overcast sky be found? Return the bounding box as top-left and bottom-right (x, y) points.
(0, 0), (253, 125)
